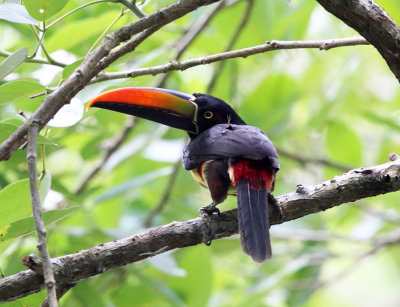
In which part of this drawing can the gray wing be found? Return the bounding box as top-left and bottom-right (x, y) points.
(183, 124), (279, 170)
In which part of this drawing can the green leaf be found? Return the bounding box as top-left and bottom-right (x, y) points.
(0, 3), (38, 24)
(0, 179), (31, 237)
(0, 80), (46, 105)
(24, 0), (70, 21)
(0, 207), (78, 242)
(0, 122), (18, 143)
(0, 47), (28, 81)
(0, 122), (56, 145)
(326, 121), (362, 164)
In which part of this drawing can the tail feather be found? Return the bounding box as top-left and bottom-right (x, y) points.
(237, 181), (271, 263)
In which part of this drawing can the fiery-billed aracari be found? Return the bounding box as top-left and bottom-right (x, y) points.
(88, 87), (279, 263)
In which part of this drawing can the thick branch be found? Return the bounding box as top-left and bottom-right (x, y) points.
(0, 0), (220, 162)
(93, 37), (369, 82)
(2, 155), (400, 303)
(315, 0), (400, 82)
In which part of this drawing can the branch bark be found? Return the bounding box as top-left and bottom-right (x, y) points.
(1, 154), (400, 303)
(93, 36), (369, 82)
(26, 122), (57, 306)
(315, 0), (400, 82)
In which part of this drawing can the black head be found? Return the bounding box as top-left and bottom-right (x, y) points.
(191, 93), (246, 137)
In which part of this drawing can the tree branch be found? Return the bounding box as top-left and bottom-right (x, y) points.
(93, 36), (369, 82)
(315, 0), (400, 82)
(0, 0), (221, 163)
(27, 122), (57, 306)
(2, 154), (400, 303)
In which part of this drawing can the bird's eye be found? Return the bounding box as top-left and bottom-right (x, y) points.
(204, 111), (213, 119)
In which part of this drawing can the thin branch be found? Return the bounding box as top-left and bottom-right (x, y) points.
(27, 121), (57, 306)
(276, 147), (351, 172)
(93, 36), (369, 82)
(207, 0), (254, 93)
(144, 159), (181, 227)
(2, 154), (400, 303)
(74, 117), (137, 194)
(0, 0), (221, 162)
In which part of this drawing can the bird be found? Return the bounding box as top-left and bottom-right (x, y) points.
(87, 87), (279, 263)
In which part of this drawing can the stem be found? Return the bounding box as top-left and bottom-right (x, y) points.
(46, 0), (111, 30)
(29, 25), (65, 67)
(0, 50), (66, 67)
(86, 9), (127, 56)
(116, 0), (146, 18)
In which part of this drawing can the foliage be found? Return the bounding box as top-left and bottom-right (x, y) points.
(1, 0), (400, 306)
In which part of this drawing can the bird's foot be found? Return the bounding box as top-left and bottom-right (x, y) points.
(268, 193), (283, 223)
(199, 203), (220, 216)
(199, 202), (219, 246)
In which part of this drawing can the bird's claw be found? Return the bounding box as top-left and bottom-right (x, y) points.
(199, 204), (220, 216)
(199, 203), (219, 246)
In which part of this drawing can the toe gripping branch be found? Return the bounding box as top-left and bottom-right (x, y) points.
(199, 202), (220, 246)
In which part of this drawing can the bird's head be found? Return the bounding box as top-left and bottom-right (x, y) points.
(87, 87), (246, 137)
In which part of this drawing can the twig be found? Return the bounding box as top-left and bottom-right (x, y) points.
(93, 36), (369, 82)
(74, 117), (137, 194)
(144, 159), (181, 227)
(27, 121), (57, 306)
(276, 147), (351, 172)
(207, 0), (254, 93)
(2, 154), (400, 302)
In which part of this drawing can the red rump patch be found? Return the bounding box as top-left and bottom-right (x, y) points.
(229, 159), (274, 190)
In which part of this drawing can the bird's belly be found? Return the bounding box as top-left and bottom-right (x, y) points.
(190, 169), (208, 188)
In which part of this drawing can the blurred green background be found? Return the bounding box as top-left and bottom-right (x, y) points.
(1, 0), (400, 306)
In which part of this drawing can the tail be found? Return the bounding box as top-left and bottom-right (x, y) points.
(237, 181), (271, 263)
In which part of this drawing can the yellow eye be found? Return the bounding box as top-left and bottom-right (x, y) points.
(204, 111), (213, 119)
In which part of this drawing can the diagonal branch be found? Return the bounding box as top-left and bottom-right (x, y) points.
(2, 154), (400, 303)
(93, 36), (369, 82)
(0, 0), (221, 163)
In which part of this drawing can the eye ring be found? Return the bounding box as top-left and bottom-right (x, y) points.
(204, 111), (213, 119)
